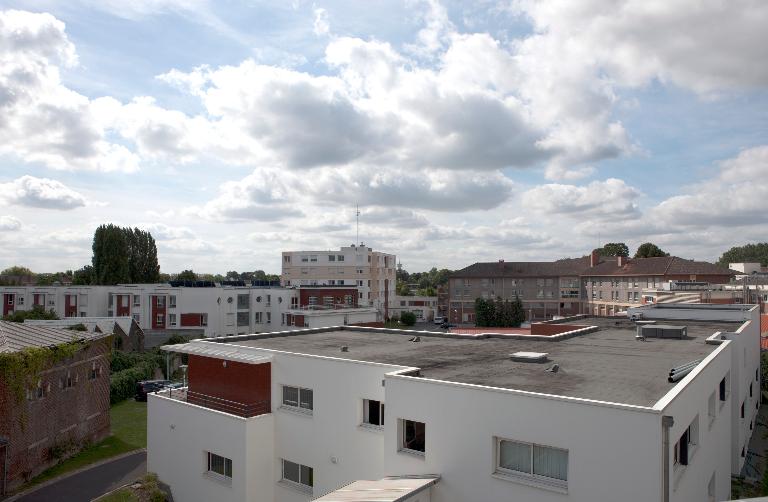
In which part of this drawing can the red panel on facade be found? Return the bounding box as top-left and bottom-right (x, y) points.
(180, 313), (203, 327)
(3, 294), (14, 316)
(116, 294), (130, 317)
(33, 294), (43, 307)
(64, 295), (77, 318)
(294, 314), (305, 327)
(151, 295), (166, 330)
(299, 288), (358, 308)
(187, 355), (271, 416)
(530, 323), (585, 336)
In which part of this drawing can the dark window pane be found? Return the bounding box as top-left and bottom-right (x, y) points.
(283, 386), (298, 407)
(403, 420), (425, 452)
(283, 460), (300, 483)
(300, 388), (313, 410)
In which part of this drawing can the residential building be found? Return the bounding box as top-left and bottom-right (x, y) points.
(281, 245), (396, 318)
(0, 284), (377, 344)
(390, 295), (438, 322)
(448, 257), (589, 323)
(148, 303), (760, 502)
(0, 322), (111, 495)
(24, 317), (145, 352)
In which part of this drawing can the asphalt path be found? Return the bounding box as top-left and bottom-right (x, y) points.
(14, 451), (146, 502)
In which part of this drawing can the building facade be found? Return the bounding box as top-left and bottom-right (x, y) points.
(281, 245), (396, 319)
(0, 284), (377, 342)
(0, 322), (111, 495)
(390, 295), (438, 322)
(147, 304), (760, 502)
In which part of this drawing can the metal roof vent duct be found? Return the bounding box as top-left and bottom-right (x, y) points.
(640, 324), (687, 339)
(510, 352), (548, 363)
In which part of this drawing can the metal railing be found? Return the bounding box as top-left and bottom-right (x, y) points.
(162, 388), (270, 418)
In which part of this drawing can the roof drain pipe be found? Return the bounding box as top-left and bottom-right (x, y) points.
(662, 416), (674, 502)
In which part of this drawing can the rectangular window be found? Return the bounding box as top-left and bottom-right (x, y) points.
(301, 255), (309, 262)
(133, 295), (140, 307)
(17, 296), (24, 306)
(255, 312), (262, 323)
(169, 313), (177, 326)
(206, 452), (232, 479)
(156, 296), (166, 308)
(201, 313), (208, 326)
(337, 255), (344, 261)
(363, 399), (384, 427)
(266, 312), (271, 323)
(750, 382), (753, 398)
(400, 419), (425, 454)
(310, 255), (318, 262)
(328, 254), (336, 261)
(237, 311), (250, 326)
(169, 295), (176, 308)
(719, 373), (729, 402)
(674, 416), (699, 467)
(496, 438), (568, 485)
(741, 401), (745, 419)
(156, 314), (164, 325)
(284, 255), (291, 263)
(282, 385), (313, 412)
(281, 459), (313, 491)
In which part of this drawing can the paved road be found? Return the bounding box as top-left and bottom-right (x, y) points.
(16, 451), (146, 502)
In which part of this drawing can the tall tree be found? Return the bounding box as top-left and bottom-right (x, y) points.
(72, 265), (94, 285)
(594, 242), (630, 257)
(176, 270), (198, 281)
(511, 295), (526, 327)
(717, 243), (768, 267)
(92, 224), (130, 285)
(126, 227), (160, 283)
(634, 242), (670, 258)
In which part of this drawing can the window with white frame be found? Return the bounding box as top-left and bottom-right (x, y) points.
(282, 385), (313, 412)
(17, 296), (24, 306)
(156, 314), (164, 326)
(495, 438), (568, 487)
(362, 399), (384, 427)
(337, 255), (344, 261)
(133, 295), (140, 307)
(169, 295), (176, 308)
(255, 312), (262, 323)
(399, 419), (425, 454)
(266, 312), (271, 323)
(169, 313), (177, 326)
(206, 451), (232, 480)
(310, 255), (317, 262)
(281, 459), (313, 492)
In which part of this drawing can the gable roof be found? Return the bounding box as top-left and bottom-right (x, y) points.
(452, 257), (591, 278)
(0, 321), (107, 353)
(582, 256), (735, 277)
(24, 317), (140, 336)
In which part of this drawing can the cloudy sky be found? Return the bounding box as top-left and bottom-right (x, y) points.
(0, 1), (766, 274)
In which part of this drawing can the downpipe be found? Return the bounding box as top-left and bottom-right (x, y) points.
(662, 416), (674, 502)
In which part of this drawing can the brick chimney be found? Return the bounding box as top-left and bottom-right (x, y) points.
(590, 249), (600, 267)
(618, 256), (627, 267)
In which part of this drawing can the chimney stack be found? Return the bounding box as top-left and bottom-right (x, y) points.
(590, 249), (600, 267)
(618, 256), (627, 267)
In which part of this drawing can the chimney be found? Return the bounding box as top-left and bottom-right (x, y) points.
(590, 249), (600, 267)
(618, 256), (627, 267)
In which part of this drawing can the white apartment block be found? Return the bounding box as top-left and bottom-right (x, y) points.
(0, 284), (377, 341)
(281, 245), (396, 319)
(390, 295), (438, 322)
(147, 303), (760, 502)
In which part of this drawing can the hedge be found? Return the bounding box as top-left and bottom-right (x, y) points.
(110, 362), (157, 404)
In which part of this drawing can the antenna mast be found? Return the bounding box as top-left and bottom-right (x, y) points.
(356, 204), (360, 246)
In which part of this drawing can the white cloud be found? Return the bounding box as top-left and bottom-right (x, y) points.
(0, 175), (87, 210)
(521, 178), (641, 218)
(0, 215), (21, 231)
(312, 5), (330, 36)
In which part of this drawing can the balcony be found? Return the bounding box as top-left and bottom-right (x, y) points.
(159, 388), (271, 418)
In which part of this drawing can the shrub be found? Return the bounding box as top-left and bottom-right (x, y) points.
(400, 311), (417, 326)
(110, 362), (156, 404)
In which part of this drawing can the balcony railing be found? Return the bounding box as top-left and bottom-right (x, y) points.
(293, 304), (359, 311)
(161, 388), (271, 418)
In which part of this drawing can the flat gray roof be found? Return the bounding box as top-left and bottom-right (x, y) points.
(228, 318), (735, 407)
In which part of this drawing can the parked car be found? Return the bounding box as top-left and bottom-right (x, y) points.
(135, 380), (171, 401)
(440, 321), (456, 329)
(433, 316), (445, 325)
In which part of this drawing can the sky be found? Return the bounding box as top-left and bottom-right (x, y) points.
(0, 0), (766, 274)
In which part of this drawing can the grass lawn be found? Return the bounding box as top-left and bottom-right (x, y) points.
(17, 400), (147, 492)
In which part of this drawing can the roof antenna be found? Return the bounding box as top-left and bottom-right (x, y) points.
(356, 203), (360, 246)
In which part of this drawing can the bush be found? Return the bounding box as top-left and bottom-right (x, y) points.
(109, 351), (164, 403)
(400, 311), (417, 326)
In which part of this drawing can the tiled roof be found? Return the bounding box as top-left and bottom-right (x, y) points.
(581, 256), (735, 277)
(25, 317), (138, 335)
(452, 257), (591, 278)
(0, 321), (107, 353)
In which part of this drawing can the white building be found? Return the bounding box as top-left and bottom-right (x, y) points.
(281, 245), (396, 318)
(390, 295), (438, 322)
(0, 284), (377, 342)
(147, 304), (760, 502)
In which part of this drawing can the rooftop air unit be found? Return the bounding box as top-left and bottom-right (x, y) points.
(639, 324), (688, 339)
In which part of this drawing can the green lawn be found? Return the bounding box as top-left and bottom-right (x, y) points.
(16, 400), (147, 492)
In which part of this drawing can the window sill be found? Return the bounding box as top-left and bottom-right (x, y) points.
(278, 405), (313, 417)
(359, 423), (384, 433)
(203, 472), (232, 486)
(278, 479), (313, 496)
(398, 448), (425, 459)
(491, 471), (567, 494)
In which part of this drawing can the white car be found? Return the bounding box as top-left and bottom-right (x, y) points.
(433, 316), (445, 325)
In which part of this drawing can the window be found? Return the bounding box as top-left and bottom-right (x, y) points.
(310, 255), (318, 262)
(201, 313), (208, 326)
(237, 311), (250, 326)
(133, 295), (140, 307)
(281, 459), (313, 492)
(400, 419), (425, 454)
(169, 313), (177, 326)
(156, 296), (166, 308)
(495, 438), (568, 486)
(266, 312), (271, 323)
(719, 373), (730, 403)
(206, 452), (232, 479)
(301, 255), (309, 262)
(237, 294), (249, 309)
(255, 312), (262, 323)
(266, 294), (271, 306)
(156, 314), (164, 326)
(750, 382), (753, 398)
(7, 296), (13, 305)
(674, 416), (699, 467)
(741, 401), (745, 419)
(337, 255), (344, 261)
(61, 371), (74, 389)
(284, 255), (291, 263)
(363, 399), (384, 427)
(708, 391), (716, 427)
(17, 296), (24, 306)
(328, 254), (336, 262)
(282, 385), (313, 412)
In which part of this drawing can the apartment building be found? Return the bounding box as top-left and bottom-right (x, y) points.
(448, 258), (589, 323)
(147, 303), (760, 502)
(0, 284), (377, 342)
(0, 322), (111, 495)
(390, 295), (438, 322)
(449, 252), (736, 322)
(281, 245), (396, 318)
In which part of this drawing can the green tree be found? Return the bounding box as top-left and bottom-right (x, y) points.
(92, 224), (130, 285)
(126, 228), (160, 283)
(511, 295), (526, 327)
(400, 311), (417, 326)
(717, 243), (768, 267)
(396, 282), (412, 296)
(3, 305), (59, 322)
(72, 265), (94, 285)
(1, 266), (34, 276)
(594, 242), (630, 257)
(176, 269), (197, 281)
(634, 242), (670, 258)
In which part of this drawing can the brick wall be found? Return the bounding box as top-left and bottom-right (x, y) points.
(187, 355), (270, 407)
(0, 336), (111, 493)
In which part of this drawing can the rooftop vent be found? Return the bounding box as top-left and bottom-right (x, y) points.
(639, 324), (687, 339)
(510, 352), (548, 363)
(409, 336), (421, 342)
(340, 345), (349, 352)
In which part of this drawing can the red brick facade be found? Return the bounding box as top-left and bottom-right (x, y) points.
(0, 337), (111, 493)
(187, 355), (270, 416)
(299, 288), (358, 308)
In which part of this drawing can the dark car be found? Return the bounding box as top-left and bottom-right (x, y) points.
(440, 322), (457, 329)
(135, 380), (171, 401)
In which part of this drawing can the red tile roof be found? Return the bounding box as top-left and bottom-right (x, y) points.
(582, 256), (735, 277)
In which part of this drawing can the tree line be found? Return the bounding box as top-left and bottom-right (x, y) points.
(396, 266), (452, 296)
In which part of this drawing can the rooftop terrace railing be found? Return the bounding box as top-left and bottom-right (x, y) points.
(161, 388), (270, 418)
